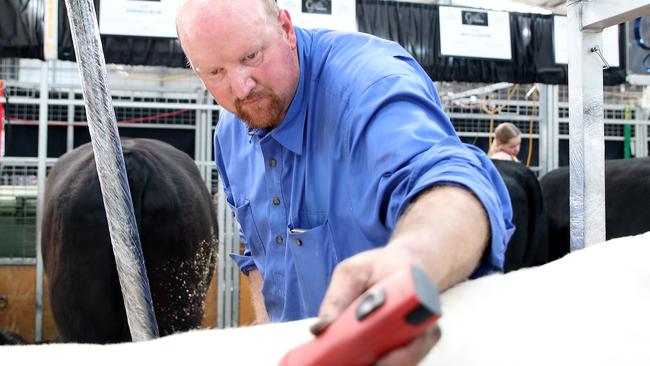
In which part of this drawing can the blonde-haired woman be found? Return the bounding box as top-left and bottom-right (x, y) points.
(488, 122), (522, 162)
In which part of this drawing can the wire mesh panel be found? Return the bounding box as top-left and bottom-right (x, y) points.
(558, 84), (644, 136)
(0, 165), (38, 258)
(556, 84), (649, 165)
(439, 82), (541, 169)
(0, 58), (239, 330)
(0, 59), (19, 80)
(5, 57), (648, 334)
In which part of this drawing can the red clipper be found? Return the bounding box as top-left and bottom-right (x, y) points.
(279, 265), (441, 366)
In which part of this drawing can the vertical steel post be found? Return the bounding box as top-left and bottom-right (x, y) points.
(216, 180), (227, 328)
(567, 0), (607, 250)
(550, 84), (560, 171)
(538, 84), (550, 176)
(66, 89), (75, 152)
(34, 61), (49, 343)
(637, 92), (650, 158)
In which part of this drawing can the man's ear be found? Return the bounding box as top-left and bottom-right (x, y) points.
(279, 9), (296, 44)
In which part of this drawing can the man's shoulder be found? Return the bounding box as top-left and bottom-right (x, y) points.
(307, 28), (411, 66)
(300, 28), (422, 96)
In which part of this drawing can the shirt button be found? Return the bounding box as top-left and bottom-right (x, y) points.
(269, 159), (277, 167)
(295, 239), (303, 247)
(275, 235), (284, 244)
(273, 196), (280, 205)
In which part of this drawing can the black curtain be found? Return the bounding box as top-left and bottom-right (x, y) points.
(56, 0), (187, 67)
(0, 0), (629, 84)
(0, 0), (44, 59)
(357, 0), (626, 85)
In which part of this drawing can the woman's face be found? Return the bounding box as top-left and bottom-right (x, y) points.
(501, 136), (522, 157)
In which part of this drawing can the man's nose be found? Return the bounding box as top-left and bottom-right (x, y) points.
(230, 68), (256, 100)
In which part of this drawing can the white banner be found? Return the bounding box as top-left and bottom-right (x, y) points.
(439, 6), (512, 60)
(553, 16), (620, 67)
(44, 0), (58, 60)
(99, 0), (184, 38)
(278, 0), (357, 32)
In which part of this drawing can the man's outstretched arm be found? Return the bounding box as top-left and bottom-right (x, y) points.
(247, 269), (270, 324)
(315, 185), (489, 366)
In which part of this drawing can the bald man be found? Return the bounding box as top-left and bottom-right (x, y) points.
(176, 0), (513, 364)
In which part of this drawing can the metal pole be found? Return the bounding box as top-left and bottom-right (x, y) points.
(549, 84), (560, 172)
(538, 84), (550, 176)
(640, 124), (649, 157)
(34, 61), (49, 343)
(225, 203), (239, 327)
(543, 84), (561, 173)
(567, 0), (606, 250)
(565, 0), (650, 250)
(63, 0), (158, 341)
(232, 219), (241, 327)
(194, 96), (203, 173)
(198, 91), (212, 190)
(37, 0), (59, 342)
(217, 179), (226, 329)
(66, 89), (75, 152)
(205, 107), (214, 190)
(637, 103), (649, 158)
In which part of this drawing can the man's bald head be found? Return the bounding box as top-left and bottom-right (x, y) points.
(176, 0), (280, 41)
(175, 0), (300, 130)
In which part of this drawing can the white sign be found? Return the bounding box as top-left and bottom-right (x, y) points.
(44, 0), (58, 60)
(278, 0), (357, 32)
(439, 6), (512, 60)
(99, 0), (184, 38)
(553, 16), (620, 67)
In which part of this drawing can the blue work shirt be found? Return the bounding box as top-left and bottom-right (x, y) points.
(215, 27), (514, 322)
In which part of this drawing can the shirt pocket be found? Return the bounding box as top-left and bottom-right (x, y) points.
(287, 219), (338, 316)
(233, 200), (266, 264)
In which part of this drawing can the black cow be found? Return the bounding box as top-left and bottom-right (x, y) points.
(540, 157), (650, 261)
(492, 160), (549, 272)
(41, 138), (218, 343)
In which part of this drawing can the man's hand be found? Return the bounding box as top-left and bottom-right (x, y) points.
(311, 246), (441, 366)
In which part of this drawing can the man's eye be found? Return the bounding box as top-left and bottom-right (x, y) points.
(246, 52), (258, 61)
(210, 67), (224, 78)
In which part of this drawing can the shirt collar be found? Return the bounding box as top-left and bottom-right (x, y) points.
(267, 27), (310, 155)
(246, 126), (270, 138)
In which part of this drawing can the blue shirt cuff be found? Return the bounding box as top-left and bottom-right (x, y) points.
(229, 253), (257, 276)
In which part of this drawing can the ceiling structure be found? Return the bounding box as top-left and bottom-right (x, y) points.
(515, 0), (567, 13)
(422, 0), (567, 14)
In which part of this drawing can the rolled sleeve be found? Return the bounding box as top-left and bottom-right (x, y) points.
(229, 251), (257, 276)
(393, 138), (514, 275)
(228, 221), (258, 276)
(347, 73), (514, 276)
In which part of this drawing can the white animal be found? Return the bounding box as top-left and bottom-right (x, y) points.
(3, 232), (649, 366)
(425, 231), (650, 366)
